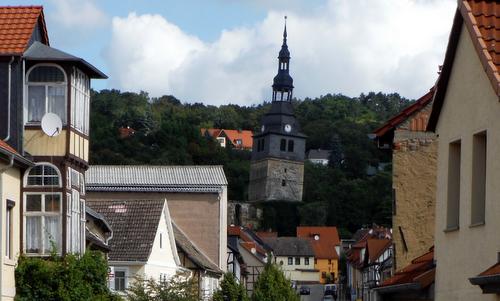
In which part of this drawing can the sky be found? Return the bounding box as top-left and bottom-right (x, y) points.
(6, 0), (456, 105)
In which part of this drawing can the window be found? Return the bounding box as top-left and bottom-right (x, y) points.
(288, 140), (294, 152)
(70, 68), (90, 134)
(322, 272), (326, 278)
(24, 193), (61, 254)
(114, 270), (126, 291)
(160, 233), (163, 249)
(235, 139), (242, 145)
(446, 140), (461, 230)
(471, 131), (487, 225)
(160, 273), (168, 283)
(288, 257), (293, 265)
(26, 65), (66, 124)
(281, 179), (286, 186)
(305, 257), (310, 265)
(295, 257), (300, 265)
(280, 139), (286, 151)
(26, 164), (61, 187)
(6, 200), (14, 259)
(69, 189), (83, 253)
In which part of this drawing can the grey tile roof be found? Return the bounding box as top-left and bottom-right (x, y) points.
(262, 237), (314, 257)
(86, 165), (227, 193)
(86, 199), (164, 262)
(307, 149), (332, 160)
(172, 222), (222, 275)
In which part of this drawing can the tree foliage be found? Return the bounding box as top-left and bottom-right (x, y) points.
(126, 272), (198, 301)
(15, 251), (120, 301)
(212, 272), (249, 301)
(251, 262), (299, 301)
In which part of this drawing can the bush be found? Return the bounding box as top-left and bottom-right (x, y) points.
(251, 262), (299, 301)
(15, 251), (121, 301)
(212, 272), (248, 301)
(126, 271), (198, 301)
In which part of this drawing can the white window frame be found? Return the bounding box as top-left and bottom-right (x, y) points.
(70, 67), (90, 135)
(24, 63), (67, 125)
(23, 192), (63, 255)
(5, 200), (14, 259)
(24, 162), (62, 188)
(113, 267), (128, 292)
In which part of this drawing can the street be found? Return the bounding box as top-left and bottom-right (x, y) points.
(298, 284), (343, 301)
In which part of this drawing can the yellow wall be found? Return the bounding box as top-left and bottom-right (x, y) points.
(69, 132), (88, 162)
(24, 129), (66, 157)
(316, 258), (338, 284)
(434, 24), (500, 301)
(0, 164), (22, 300)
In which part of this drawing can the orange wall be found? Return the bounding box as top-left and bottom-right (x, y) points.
(316, 258), (338, 284)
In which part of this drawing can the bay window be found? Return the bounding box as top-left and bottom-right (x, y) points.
(26, 65), (67, 124)
(25, 193), (61, 254)
(71, 68), (90, 135)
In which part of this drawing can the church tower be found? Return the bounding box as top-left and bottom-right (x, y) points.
(248, 19), (306, 202)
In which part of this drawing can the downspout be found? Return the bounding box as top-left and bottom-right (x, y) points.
(0, 153), (14, 300)
(3, 56), (15, 142)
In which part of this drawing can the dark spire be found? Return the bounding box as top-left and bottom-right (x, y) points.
(272, 16), (293, 102)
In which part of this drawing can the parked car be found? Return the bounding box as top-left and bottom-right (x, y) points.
(322, 295), (334, 301)
(299, 286), (311, 295)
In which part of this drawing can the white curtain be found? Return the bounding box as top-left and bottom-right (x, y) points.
(27, 86), (45, 123)
(26, 216), (41, 253)
(47, 86), (66, 124)
(44, 216), (60, 253)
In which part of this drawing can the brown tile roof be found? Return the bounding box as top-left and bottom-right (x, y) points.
(381, 248), (434, 289)
(0, 6), (48, 55)
(478, 262), (500, 277)
(296, 226), (340, 260)
(87, 199), (164, 262)
(373, 88), (435, 138)
(428, 1), (500, 131)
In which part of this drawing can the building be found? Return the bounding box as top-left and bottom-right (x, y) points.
(0, 141), (33, 299)
(262, 236), (318, 283)
(173, 222), (223, 300)
(85, 165), (228, 273)
(297, 226), (341, 284)
(87, 199), (182, 294)
(228, 225), (272, 295)
(426, 1), (500, 300)
(201, 128), (253, 150)
(0, 6), (105, 300)
(306, 149), (332, 166)
(375, 247), (435, 301)
(85, 205), (112, 253)
(248, 22), (306, 202)
(373, 89), (437, 271)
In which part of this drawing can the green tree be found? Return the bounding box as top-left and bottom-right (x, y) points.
(212, 272), (248, 301)
(251, 262), (299, 301)
(126, 272), (198, 301)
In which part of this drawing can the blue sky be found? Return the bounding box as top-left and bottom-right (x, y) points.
(4, 0), (456, 105)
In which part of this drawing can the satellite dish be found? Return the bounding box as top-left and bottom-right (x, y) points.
(41, 113), (62, 137)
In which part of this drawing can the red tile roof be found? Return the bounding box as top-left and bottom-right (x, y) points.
(0, 140), (17, 155)
(381, 248), (434, 288)
(201, 128), (253, 150)
(478, 262), (500, 277)
(0, 6), (48, 55)
(373, 88), (435, 138)
(367, 238), (391, 263)
(297, 226), (341, 259)
(428, 1), (500, 130)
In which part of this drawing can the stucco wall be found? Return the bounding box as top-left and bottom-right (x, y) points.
(434, 24), (500, 301)
(392, 140), (436, 270)
(316, 258), (339, 283)
(275, 255), (318, 283)
(0, 166), (21, 300)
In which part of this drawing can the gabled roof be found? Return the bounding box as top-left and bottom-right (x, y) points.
(172, 222), (222, 275)
(428, 1), (500, 131)
(306, 149), (332, 160)
(86, 199), (165, 262)
(202, 128), (253, 149)
(296, 226), (340, 259)
(374, 88), (435, 138)
(86, 165), (227, 193)
(366, 238), (392, 263)
(262, 237), (314, 257)
(228, 225), (271, 258)
(378, 248), (435, 294)
(24, 41), (107, 78)
(0, 140), (33, 167)
(0, 6), (48, 55)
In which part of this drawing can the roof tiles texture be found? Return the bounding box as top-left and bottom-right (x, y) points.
(367, 238), (392, 263)
(87, 199), (164, 262)
(381, 248), (435, 288)
(202, 128), (253, 150)
(0, 140), (18, 155)
(297, 227), (340, 259)
(262, 237), (314, 257)
(0, 6), (47, 54)
(86, 165), (227, 193)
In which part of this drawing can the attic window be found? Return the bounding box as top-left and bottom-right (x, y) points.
(26, 64), (67, 124)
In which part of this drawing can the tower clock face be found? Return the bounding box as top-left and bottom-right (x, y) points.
(284, 124), (292, 133)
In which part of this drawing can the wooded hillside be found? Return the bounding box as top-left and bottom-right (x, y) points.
(90, 90), (413, 236)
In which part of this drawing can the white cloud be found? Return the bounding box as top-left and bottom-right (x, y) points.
(48, 0), (107, 29)
(105, 0), (456, 105)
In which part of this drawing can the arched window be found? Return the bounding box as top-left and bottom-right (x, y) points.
(25, 163), (61, 187)
(26, 64), (67, 124)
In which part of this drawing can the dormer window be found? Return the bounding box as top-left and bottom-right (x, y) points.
(26, 65), (67, 124)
